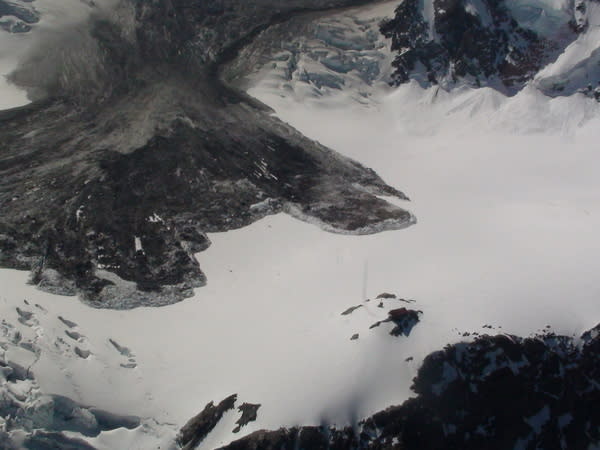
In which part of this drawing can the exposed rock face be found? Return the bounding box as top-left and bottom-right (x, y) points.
(178, 394), (238, 450)
(233, 403), (261, 434)
(0, 0), (413, 308)
(380, 0), (580, 92)
(386, 307), (421, 336)
(369, 307), (422, 337)
(221, 324), (600, 449)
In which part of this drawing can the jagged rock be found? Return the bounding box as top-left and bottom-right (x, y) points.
(380, 0), (579, 92)
(233, 403), (261, 433)
(582, 323), (600, 344)
(178, 394), (238, 449)
(387, 308), (421, 336)
(221, 324), (600, 449)
(369, 307), (422, 337)
(221, 426), (359, 450)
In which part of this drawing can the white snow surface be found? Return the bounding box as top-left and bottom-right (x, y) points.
(1, 83), (599, 447)
(1, 1), (600, 448)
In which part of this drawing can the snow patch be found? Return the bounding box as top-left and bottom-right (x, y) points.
(134, 236), (143, 253)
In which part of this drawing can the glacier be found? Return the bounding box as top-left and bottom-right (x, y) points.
(0, 0), (599, 448)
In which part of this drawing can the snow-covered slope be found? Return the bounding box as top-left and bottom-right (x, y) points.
(1, 0), (599, 449)
(536, 0), (600, 97)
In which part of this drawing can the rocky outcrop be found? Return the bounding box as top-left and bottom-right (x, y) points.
(387, 307), (421, 336)
(380, 0), (580, 92)
(369, 307), (422, 337)
(177, 395), (238, 450)
(0, 0), (413, 308)
(221, 324), (600, 449)
(233, 403), (261, 434)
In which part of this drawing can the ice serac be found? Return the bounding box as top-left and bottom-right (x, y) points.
(0, 347), (140, 449)
(0, 0), (39, 33)
(225, 2), (396, 102)
(0, 0), (412, 308)
(221, 324), (600, 449)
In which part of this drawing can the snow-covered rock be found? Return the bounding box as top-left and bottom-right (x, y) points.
(222, 325), (600, 449)
(380, 0), (581, 92)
